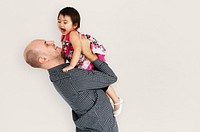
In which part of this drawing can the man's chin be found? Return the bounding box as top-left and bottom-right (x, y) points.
(61, 51), (65, 59)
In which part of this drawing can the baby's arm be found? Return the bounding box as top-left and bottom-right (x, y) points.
(62, 31), (81, 72)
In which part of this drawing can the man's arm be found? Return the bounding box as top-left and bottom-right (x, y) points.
(69, 35), (117, 91)
(81, 35), (117, 80)
(80, 35), (98, 62)
(70, 59), (117, 91)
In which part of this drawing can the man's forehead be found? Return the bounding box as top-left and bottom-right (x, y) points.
(31, 39), (45, 46)
(36, 39), (45, 43)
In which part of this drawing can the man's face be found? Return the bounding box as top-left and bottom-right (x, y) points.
(30, 40), (62, 60)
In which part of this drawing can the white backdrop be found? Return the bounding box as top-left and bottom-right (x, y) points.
(0, 0), (200, 132)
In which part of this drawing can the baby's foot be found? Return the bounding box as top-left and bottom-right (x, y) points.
(113, 97), (123, 117)
(113, 98), (120, 111)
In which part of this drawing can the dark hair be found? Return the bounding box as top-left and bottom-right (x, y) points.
(58, 7), (81, 29)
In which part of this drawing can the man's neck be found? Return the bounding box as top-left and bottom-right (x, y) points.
(43, 58), (65, 70)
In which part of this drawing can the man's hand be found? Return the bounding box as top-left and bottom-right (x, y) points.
(80, 35), (97, 62)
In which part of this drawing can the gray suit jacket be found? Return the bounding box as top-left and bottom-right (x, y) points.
(48, 59), (118, 132)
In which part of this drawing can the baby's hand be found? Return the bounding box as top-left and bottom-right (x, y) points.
(62, 65), (74, 72)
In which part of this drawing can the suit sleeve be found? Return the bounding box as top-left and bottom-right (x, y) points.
(70, 59), (118, 91)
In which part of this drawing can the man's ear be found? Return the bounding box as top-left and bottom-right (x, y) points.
(38, 56), (48, 64)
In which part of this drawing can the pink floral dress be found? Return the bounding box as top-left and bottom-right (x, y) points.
(61, 31), (106, 70)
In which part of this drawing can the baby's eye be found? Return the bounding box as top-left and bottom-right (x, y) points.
(58, 21), (61, 23)
(64, 22), (67, 24)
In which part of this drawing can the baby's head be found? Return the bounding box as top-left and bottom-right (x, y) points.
(57, 7), (80, 35)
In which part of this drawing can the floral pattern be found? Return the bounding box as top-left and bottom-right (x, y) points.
(61, 33), (106, 70)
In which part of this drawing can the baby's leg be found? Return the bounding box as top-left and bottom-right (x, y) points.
(106, 86), (120, 111)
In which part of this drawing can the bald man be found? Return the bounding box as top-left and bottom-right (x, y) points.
(24, 36), (119, 132)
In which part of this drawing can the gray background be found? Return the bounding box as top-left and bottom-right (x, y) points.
(1, 0), (200, 132)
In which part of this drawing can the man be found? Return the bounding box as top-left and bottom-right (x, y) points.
(24, 36), (119, 132)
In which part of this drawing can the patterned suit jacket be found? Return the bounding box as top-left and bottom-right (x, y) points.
(48, 59), (118, 132)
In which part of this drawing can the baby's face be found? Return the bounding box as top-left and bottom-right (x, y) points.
(57, 15), (74, 35)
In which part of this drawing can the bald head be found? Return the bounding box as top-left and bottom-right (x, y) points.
(24, 39), (63, 69)
(24, 39), (46, 68)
